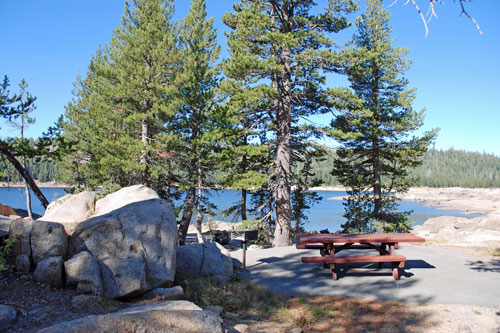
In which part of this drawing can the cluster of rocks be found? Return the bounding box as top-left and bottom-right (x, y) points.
(1, 185), (235, 332)
(7, 185), (179, 299)
(411, 211), (500, 247)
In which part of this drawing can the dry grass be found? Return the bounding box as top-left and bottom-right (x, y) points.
(176, 272), (435, 332)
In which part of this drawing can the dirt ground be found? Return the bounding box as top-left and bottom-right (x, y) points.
(1, 267), (499, 333)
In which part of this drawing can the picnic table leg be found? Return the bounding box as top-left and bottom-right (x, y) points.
(391, 262), (400, 280)
(321, 243), (333, 269)
(330, 263), (338, 280)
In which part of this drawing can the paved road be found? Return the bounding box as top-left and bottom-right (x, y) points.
(231, 244), (500, 307)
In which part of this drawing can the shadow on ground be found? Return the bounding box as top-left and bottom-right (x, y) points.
(467, 259), (500, 273)
(238, 250), (435, 304)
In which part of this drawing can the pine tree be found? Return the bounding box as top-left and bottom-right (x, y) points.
(223, 0), (357, 247)
(7, 79), (36, 218)
(62, 0), (180, 194)
(0, 75), (49, 208)
(330, 0), (438, 233)
(218, 77), (271, 224)
(174, 0), (223, 244)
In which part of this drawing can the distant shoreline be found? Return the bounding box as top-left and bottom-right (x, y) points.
(0, 181), (68, 188)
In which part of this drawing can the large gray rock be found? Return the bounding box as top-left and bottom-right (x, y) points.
(93, 185), (159, 217)
(38, 300), (223, 333)
(69, 189), (177, 298)
(31, 221), (68, 265)
(9, 218), (33, 259)
(0, 304), (16, 332)
(65, 251), (103, 295)
(177, 242), (233, 281)
(34, 256), (64, 288)
(39, 191), (97, 233)
(99, 256), (149, 299)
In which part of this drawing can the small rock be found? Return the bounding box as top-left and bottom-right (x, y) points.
(232, 324), (249, 332)
(15, 254), (31, 274)
(28, 308), (41, 316)
(143, 286), (184, 299)
(205, 305), (224, 316)
(227, 297), (242, 310)
(291, 328), (303, 333)
(34, 256), (64, 288)
(36, 313), (48, 322)
(0, 304), (17, 332)
(65, 251), (103, 295)
(71, 295), (100, 308)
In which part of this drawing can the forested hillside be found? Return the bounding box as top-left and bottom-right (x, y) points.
(411, 148), (500, 187)
(0, 156), (58, 183)
(1, 147), (498, 188)
(308, 148), (500, 188)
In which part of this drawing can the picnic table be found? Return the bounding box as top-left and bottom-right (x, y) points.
(297, 233), (425, 280)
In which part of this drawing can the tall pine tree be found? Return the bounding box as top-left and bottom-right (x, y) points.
(331, 0), (438, 233)
(223, 0), (357, 246)
(175, 0), (223, 244)
(62, 0), (179, 194)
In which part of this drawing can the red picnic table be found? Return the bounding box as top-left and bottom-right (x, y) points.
(297, 233), (425, 280)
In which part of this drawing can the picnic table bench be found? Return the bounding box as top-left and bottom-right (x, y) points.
(297, 233), (425, 280)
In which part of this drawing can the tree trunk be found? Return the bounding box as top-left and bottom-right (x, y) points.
(241, 189), (247, 221)
(140, 117), (151, 187)
(0, 145), (49, 208)
(272, 35), (292, 247)
(177, 187), (196, 245)
(373, 137), (382, 221)
(372, 68), (382, 222)
(195, 162), (205, 244)
(24, 180), (33, 219)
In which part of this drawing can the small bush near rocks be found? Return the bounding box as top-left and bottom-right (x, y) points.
(0, 234), (15, 271)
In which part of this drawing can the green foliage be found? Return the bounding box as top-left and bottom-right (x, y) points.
(412, 148), (500, 188)
(223, 0), (357, 246)
(61, 0), (180, 194)
(0, 138), (59, 183)
(330, 0), (438, 233)
(0, 234), (16, 271)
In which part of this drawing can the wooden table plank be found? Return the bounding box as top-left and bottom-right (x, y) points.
(297, 233), (425, 244)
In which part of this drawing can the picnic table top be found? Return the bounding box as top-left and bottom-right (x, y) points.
(297, 233), (425, 244)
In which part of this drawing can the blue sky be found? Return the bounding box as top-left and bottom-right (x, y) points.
(1, 0), (499, 155)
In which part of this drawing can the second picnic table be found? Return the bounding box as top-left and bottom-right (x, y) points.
(297, 233), (425, 280)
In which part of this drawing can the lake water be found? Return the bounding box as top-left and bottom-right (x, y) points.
(0, 187), (480, 232)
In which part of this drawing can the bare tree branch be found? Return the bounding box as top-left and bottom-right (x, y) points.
(389, 0), (482, 37)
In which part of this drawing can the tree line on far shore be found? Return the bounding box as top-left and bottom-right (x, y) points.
(309, 148), (500, 188)
(2, 146), (498, 189)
